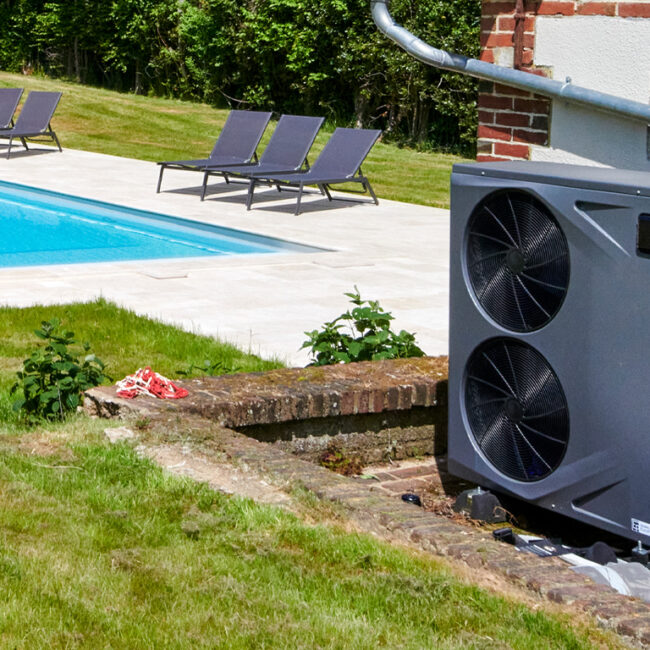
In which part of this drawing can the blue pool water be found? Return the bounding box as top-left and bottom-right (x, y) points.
(0, 181), (320, 267)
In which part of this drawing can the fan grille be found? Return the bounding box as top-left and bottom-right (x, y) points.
(464, 338), (569, 482)
(466, 190), (569, 332)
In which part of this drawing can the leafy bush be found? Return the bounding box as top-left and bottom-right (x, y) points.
(0, 0), (480, 155)
(302, 288), (425, 366)
(11, 318), (108, 421)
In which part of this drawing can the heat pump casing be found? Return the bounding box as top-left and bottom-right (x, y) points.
(449, 161), (650, 544)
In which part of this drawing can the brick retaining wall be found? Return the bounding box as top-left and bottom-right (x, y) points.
(85, 357), (449, 463)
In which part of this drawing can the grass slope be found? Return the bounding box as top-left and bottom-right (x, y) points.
(0, 298), (282, 426)
(0, 425), (621, 649)
(0, 71), (468, 208)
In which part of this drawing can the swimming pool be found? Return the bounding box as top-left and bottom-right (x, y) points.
(0, 180), (321, 267)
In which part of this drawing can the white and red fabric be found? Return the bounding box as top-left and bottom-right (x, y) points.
(115, 367), (188, 399)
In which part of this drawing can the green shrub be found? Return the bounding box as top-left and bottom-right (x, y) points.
(302, 287), (425, 366)
(11, 318), (108, 422)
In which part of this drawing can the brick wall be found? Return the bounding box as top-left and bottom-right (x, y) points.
(477, 1), (650, 162)
(478, 0), (549, 162)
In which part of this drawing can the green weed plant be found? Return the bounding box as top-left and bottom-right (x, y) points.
(302, 287), (425, 366)
(11, 318), (107, 422)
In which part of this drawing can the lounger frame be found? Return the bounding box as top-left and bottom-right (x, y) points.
(0, 91), (62, 158)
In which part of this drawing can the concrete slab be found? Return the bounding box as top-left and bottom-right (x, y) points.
(0, 146), (450, 365)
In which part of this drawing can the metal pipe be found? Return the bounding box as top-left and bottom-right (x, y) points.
(371, 0), (650, 124)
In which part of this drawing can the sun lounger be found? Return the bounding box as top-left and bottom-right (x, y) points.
(156, 109), (272, 193)
(0, 91), (62, 158)
(246, 127), (381, 214)
(0, 88), (23, 130)
(200, 114), (324, 200)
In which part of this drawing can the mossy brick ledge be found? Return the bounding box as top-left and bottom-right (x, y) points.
(86, 357), (447, 425)
(85, 357), (449, 462)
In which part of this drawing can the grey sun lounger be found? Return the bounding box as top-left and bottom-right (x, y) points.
(156, 109), (272, 193)
(0, 90), (62, 158)
(200, 114), (324, 200)
(0, 88), (23, 130)
(247, 127), (381, 215)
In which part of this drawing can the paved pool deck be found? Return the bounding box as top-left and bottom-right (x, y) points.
(0, 146), (450, 365)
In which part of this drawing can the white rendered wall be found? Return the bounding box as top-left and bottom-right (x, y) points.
(531, 16), (650, 170)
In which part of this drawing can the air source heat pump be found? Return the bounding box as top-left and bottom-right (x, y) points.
(448, 161), (650, 544)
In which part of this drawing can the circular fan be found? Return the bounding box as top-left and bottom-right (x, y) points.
(464, 338), (569, 482)
(465, 190), (569, 332)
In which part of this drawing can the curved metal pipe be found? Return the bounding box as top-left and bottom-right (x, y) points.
(371, 0), (650, 124)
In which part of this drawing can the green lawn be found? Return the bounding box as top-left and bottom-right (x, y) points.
(0, 71), (468, 208)
(0, 300), (623, 648)
(0, 424), (621, 649)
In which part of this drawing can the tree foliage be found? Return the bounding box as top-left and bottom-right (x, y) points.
(0, 0), (480, 154)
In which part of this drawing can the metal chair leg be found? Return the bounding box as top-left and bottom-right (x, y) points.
(201, 171), (209, 201)
(364, 179), (379, 205)
(246, 178), (257, 210)
(52, 132), (62, 152)
(156, 165), (165, 193)
(7, 137), (12, 159)
(295, 182), (304, 215)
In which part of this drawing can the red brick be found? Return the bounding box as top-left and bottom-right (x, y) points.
(499, 15), (537, 31)
(482, 2), (517, 17)
(521, 33), (535, 48)
(478, 93), (514, 110)
(577, 2), (616, 15)
(481, 17), (497, 31)
(494, 83), (533, 97)
(384, 386), (399, 410)
(537, 1), (576, 15)
(382, 478), (429, 493)
(527, 67), (551, 77)
(340, 391), (355, 415)
(513, 128), (549, 145)
(479, 49), (495, 63)
(480, 31), (516, 47)
(495, 111), (531, 127)
(494, 141), (530, 158)
(372, 389), (384, 413)
(478, 109), (495, 124)
(390, 464), (438, 479)
(497, 16), (516, 30)
(478, 124), (512, 141)
(514, 97), (551, 112)
(619, 2), (650, 17)
(373, 472), (397, 482)
(521, 49), (535, 66)
(476, 154), (512, 162)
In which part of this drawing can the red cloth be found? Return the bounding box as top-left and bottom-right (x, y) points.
(115, 367), (188, 399)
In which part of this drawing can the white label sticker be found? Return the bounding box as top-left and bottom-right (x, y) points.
(631, 518), (650, 536)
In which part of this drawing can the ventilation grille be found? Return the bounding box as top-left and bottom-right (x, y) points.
(466, 190), (569, 332)
(465, 338), (569, 482)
